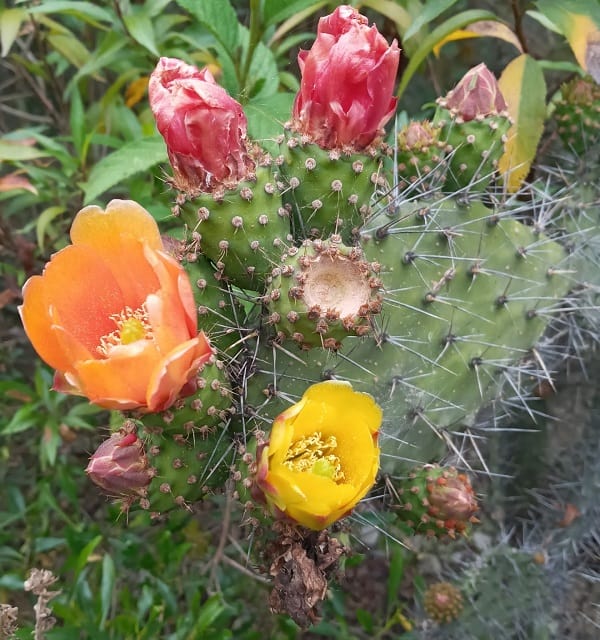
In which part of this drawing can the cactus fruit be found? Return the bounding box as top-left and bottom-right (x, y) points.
(279, 134), (387, 242)
(434, 63), (511, 192)
(554, 75), (600, 154)
(86, 427), (152, 499)
(388, 464), (479, 538)
(396, 120), (447, 191)
(264, 236), (383, 349)
(423, 581), (464, 624)
(175, 167), (291, 291)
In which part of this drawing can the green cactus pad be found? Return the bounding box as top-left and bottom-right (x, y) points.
(264, 237), (383, 350)
(175, 167), (291, 291)
(239, 196), (571, 475)
(183, 252), (246, 356)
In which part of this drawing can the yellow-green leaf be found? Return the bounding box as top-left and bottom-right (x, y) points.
(432, 20), (523, 57)
(535, 0), (600, 79)
(1, 8), (26, 57)
(498, 54), (547, 193)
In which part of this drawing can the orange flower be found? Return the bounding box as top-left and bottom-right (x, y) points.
(19, 200), (213, 412)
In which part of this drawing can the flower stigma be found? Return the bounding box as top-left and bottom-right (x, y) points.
(283, 432), (345, 482)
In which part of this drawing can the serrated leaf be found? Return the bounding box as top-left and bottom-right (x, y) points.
(498, 54), (547, 193)
(432, 20), (523, 57)
(175, 0), (238, 54)
(1, 8), (26, 57)
(81, 136), (167, 204)
(396, 9), (499, 99)
(246, 92), (294, 155)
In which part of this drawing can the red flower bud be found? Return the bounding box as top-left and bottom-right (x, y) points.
(292, 5), (400, 150)
(149, 57), (255, 194)
(86, 427), (152, 497)
(442, 63), (507, 122)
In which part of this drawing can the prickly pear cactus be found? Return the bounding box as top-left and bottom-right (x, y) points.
(21, 4), (600, 633)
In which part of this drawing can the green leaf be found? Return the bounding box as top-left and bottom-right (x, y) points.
(81, 136), (167, 204)
(0, 139), (48, 161)
(100, 553), (115, 628)
(246, 92), (294, 154)
(36, 206), (67, 253)
(262, 0), (322, 28)
(46, 32), (91, 68)
(360, 0), (412, 35)
(396, 9), (499, 99)
(1, 404), (39, 435)
(245, 38), (279, 99)
(27, 1), (113, 24)
(123, 11), (160, 57)
(175, 0), (239, 54)
(404, 0), (461, 40)
(191, 594), (226, 633)
(73, 535), (103, 578)
(0, 8), (26, 57)
(69, 84), (85, 159)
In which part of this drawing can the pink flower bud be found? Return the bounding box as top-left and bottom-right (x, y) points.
(292, 5), (400, 150)
(86, 428), (152, 497)
(149, 57), (255, 194)
(442, 63), (507, 121)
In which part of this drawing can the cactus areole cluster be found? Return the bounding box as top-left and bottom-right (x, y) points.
(18, 2), (585, 626)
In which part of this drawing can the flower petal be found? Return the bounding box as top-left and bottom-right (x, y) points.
(21, 245), (125, 357)
(146, 332), (213, 412)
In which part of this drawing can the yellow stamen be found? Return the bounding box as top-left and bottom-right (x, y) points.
(283, 432), (345, 482)
(98, 304), (152, 356)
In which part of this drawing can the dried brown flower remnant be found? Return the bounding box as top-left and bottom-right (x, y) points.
(265, 521), (346, 628)
(24, 569), (61, 640)
(0, 604), (19, 639)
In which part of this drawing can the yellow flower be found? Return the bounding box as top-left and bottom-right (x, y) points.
(256, 380), (381, 530)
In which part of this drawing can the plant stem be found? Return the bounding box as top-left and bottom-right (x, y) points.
(240, 0), (263, 98)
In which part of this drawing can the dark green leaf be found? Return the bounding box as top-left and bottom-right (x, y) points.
(175, 0), (239, 54)
(81, 136), (168, 204)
